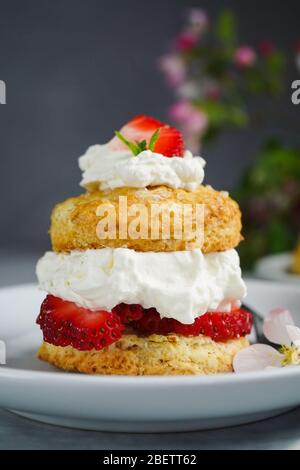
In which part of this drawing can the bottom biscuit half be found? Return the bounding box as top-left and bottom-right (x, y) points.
(38, 334), (249, 375)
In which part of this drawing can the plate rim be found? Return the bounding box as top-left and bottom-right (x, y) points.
(1, 358), (300, 385)
(255, 252), (300, 282)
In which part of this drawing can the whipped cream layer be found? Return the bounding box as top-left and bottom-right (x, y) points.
(79, 146), (206, 191)
(37, 248), (246, 324)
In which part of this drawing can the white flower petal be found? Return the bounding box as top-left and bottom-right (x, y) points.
(286, 325), (300, 346)
(233, 344), (283, 373)
(263, 308), (294, 345)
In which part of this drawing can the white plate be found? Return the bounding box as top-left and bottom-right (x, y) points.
(255, 252), (300, 285)
(1, 281), (300, 432)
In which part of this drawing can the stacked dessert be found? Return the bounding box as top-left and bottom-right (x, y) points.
(36, 115), (252, 375)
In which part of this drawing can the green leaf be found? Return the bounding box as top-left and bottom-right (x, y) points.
(148, 128), (160, 151)
(115, 129), (162, 156)
(114, 131), (140, 155)
(215, 8), (237, 50)
(136, 139), (147, 152)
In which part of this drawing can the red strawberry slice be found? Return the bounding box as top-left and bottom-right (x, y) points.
(37, 295), (124, 351)
(109, 114), (184, 157)
(153, 125), (184, 157)
(112, 303), (144, 323)
(131, 307), (253, 342)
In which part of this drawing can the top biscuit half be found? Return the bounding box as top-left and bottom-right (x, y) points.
(50, 185), (243, 253)
(50, 115), (243, 253)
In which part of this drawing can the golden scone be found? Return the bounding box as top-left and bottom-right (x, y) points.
(50, 185), (242, 253)
(38, 334), (249, 375)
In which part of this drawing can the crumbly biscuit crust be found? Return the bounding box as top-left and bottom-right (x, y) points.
(50, 185), (242, 253)
(38, 334), (249, 375)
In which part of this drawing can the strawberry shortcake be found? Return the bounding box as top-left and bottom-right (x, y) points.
(36, 115), (252, 375)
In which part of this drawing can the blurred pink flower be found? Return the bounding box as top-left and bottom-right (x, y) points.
(234, 46), (257, 68)
(186, 8), (209, 36)
(169, 101), (192, 121)
(158, 55), (186, 87)
(185, 109), (208, 134)
(258, 39), (275, 57)
(175, 32), (198, 51)
(169, 101), (208, 134)
(169, 101), (208, 153)
(233, 308), (300, 373)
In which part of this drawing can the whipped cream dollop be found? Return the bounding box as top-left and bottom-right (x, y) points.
(79, 146), (206, 192)
(36, 248), (246, 324)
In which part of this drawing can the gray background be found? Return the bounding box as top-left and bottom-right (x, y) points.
(0, 0), (299, 254)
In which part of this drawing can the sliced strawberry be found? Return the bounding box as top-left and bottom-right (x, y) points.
(152, 125), (184, 157)
(112, 303), (144, 323)
(109, 114), (184, 157)
(37, 295), (124, 351)
(131, 308), (253, 342)
(109, 115), (163, 150)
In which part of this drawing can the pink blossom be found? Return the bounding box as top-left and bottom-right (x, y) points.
(185, 109), (208, 134)
(186, 8), (209, 36)
(175, 32), (198, 51)
(174, 9), (208, 52)
(233, 308), (300, 373)
(169, 101), (208, 153)
(169, 101), (192, 121)
(258, 39), (274, 57)
(286, 325), (300, 347)
(169, 101), (208, 134)
(233, 344), (283, 373)
(158, 55), (186, 87)
(263, 308), (294, 345)
(234, 46), (257, 68)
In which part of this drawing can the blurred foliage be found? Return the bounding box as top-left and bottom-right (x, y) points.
(234, 140), (300, 268)
(159, 8), (285, 144)
(215, 8), (237, 52)
(159, 7), (299, 268)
